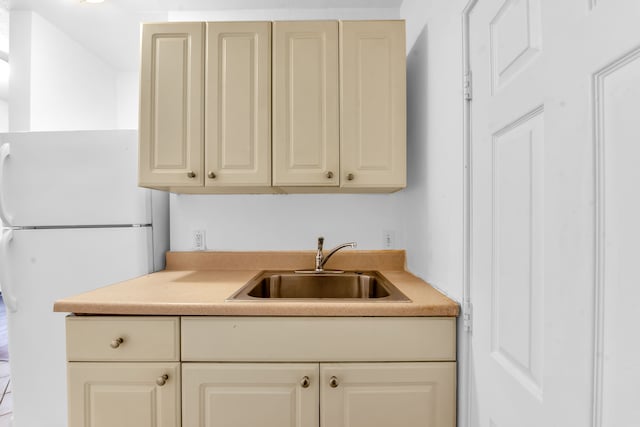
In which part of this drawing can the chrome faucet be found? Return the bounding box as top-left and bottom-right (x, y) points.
(314, 237), (357, 272)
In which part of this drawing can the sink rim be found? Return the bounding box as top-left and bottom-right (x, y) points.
(226, 270), (412, 303)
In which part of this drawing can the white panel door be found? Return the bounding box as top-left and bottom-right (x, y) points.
(182, 363), (319, 427)
(469, 1), (545, 424)
(577, 1), (640, 426)
(597, 48), (640, 427)
(469, 0), (640, 426)
(0, 131), (151, 227)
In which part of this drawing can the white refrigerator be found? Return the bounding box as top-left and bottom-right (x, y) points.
(0, 130), (169, 427)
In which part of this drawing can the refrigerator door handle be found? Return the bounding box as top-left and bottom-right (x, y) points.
(0, 143), (12, 226)
(0, 229), (17, 312)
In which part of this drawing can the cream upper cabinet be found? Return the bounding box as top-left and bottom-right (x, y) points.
(138, 20), (406, 193)
(183, 363), (319, 427)
(272, 21), (340, 186)
(340, 20), (406, 189)
(139, 22), (204, 188)
(320, 362), (456, 427)
(205, 22), (272, 188)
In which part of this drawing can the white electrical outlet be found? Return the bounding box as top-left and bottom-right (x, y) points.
(192, 230), (206, 251)
(383, 230), (395, 249)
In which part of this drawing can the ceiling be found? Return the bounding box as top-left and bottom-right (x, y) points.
(9, 0), (404, 72)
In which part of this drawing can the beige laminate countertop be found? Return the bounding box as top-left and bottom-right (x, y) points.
(53, 251), (459, 317)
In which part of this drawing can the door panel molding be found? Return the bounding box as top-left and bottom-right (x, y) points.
(491, 106), (544, 400)
(489, 0), (542, 93)
(592, 45), (640, 427)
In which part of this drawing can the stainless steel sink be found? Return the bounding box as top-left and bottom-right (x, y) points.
(227, 271), (411, 302)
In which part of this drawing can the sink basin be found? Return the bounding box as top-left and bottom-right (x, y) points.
(227, 271), (411, 302)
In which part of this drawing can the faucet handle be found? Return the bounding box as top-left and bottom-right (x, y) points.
(317, 236), (324, 251)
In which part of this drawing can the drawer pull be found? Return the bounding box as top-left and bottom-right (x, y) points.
(300, 376), (310, 388)
(156, 374), (169, 386)
(329, 376), (339, 388)
(326, 171), (334, 179)
(208, 171), (216, 179)
(347, 173), (354, 181)
(110, 337), (124, 349)
(187, 171), (196, 178)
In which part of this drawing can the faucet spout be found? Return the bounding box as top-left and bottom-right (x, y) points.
(314, 237), (357, 272)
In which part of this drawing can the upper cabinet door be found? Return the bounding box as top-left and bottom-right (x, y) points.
(205, 22), (271, 187)
(139, 22), (204, 188)
(273, 21), (340, 186)
(340, 21), (406, 189)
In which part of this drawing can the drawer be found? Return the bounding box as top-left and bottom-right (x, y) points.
(66, 316), (180, 361)
(182, 317), (456, 362)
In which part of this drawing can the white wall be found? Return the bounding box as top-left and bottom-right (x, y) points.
(0, 100), (7, 132)
(398, 3), (468, 426)
(168, 8), (399, 21)
(117, 71), (138, 130)
(9, 11), (119, 131)
(399, 0), (467, 302)
(171, 194), (404, 251)
(8, 11), (30, 131)
(170, 7), (405, 253)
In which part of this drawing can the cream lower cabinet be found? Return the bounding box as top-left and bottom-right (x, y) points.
(65, 316), (181, 427)
(66, 316), (455, 427)
(67, 362), (181, 427)
(321, 362), (456, 427)
(180, 317), (456, 427)
(182, 363), (319, 427)
(182, 362), (455, 427)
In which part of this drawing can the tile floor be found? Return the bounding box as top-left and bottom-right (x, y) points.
(0, 295), (11, 427)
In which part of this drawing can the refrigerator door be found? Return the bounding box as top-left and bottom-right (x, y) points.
(0, 227), (153, 427)
(0, 130), (152, 227)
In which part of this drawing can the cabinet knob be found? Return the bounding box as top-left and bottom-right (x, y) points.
(208, 171), (216, 179)
(347, 173), (354, 181)
(329, 376), (339, 388)
(187, 171), (196, 178)
(110, 337), (124, 349)
(326, 171), (334, 179)
(300, 376), (310, 388)
(156, 374), (169, 386)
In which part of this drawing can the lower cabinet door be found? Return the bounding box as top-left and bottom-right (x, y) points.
(67, 362), (180, 427)
(182, 363), (319, 427)
(320, 362), (456, 427)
